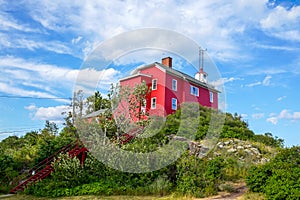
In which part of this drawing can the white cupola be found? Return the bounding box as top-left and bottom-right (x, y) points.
(195, 68), (208, 83)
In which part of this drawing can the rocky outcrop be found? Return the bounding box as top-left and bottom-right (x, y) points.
(168, 135), (272, 164)
(215, 139), (270, 164)
(168, 135), (210, 158)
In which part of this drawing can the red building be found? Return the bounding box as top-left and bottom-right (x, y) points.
(119, 57), (219, 117)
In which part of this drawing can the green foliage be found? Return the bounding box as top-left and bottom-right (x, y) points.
(252, 133), (284, 148)
(221, 113), (254, 140)
(176, 154), (225, 197)
(1, 98), (288, 198)
(85, 91), (111, 114)
(51, 153), (86, 188)
(0, 154), (19, 193)
(246, 146), (300, 199)
(26, 154), (174, 197)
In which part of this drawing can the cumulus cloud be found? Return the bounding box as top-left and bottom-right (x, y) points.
(267, 109), (300, 125)
(25, 104), (70, 123)
(260, 5), (300, 41)
(13, 0), (271, 62)
(267, 117), (278, 125)
(0, 56), (121, 99)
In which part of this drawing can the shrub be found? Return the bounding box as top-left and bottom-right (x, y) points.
(246, 146), (300, 200)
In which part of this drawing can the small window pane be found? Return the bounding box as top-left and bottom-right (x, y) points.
(172, 98), (177, 110)
(190, 85), (199, 96)
(151, 97), (156, 109)
(172, 79), (177, 91)
(210, 91), (214, 103)
(152, 79), (157, 90)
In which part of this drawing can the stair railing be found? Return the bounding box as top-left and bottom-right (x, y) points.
(10, 140), (78, 192)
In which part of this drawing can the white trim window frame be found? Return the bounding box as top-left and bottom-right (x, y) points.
(151, 97), (157, 109)
(190, 85), (199, 96)
(171, 98), (177, 110)
(210, 91), (214, 103)
(152, 79), (157, 90)
(172, 79), (177, 91)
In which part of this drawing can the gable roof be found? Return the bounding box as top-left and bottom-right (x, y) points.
(82, 109), (107, 119)
(131, 62), (220, 93)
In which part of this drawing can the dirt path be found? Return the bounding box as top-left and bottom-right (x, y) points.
(198, 183), (248, 200)
(211, 185), (247, 200)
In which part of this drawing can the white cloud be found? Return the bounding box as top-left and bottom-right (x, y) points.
(253, 43), (300, 51)
(0, 11), (38, 32)
(246, 75), (272, 87)
(241, 113), (248, 119)
(25, 104), (70, 123)
(0, 81), (65, 100)
(246, 81), (261, 87)
(0, 56), (121, 100)
(277, 96), (287, 101)
(24, 103), (37, 111)
(252, 113), (265, 119)
(0, 36), (74, 56)
(17, 0), (270, 62)
(267, 109), (300, 125)
(71, 36), (83, 44)
(267, 117), (278, 125)
(210, 77), (243, 90)
(246, 68), (287, 76)
(262, 75), (272, 86)
(74, 68), (121, 94)
(260, 5), (300, 41)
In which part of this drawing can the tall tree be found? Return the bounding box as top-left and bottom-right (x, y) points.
(85, 91), (111, 114)
(72, 90), (84, 123)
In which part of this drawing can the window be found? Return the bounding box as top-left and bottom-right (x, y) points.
(190, 85), (199, 96)
(172, 98), (177, 110)
(210, 91), (214, 103)
(141, 99), (146, 113)
(172, 79), (177, 91)
(152, 79), (157, 90)
(151, 97), (156, 109)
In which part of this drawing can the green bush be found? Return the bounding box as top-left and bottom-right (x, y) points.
(246, 146), (300, 200)
(176, 154), (225, 198)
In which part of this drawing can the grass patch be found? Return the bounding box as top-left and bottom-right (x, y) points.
(1, 194), (195, 200)
(238, 191), (266, 200)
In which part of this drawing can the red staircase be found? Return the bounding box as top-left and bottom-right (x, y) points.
(120, 126), (144, 144)
(10, 140), (88, 194)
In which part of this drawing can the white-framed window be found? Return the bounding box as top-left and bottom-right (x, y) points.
(152, 79), (157, 90)
(210, 91), (214, 103)
(172, 79), (177, 91)
(190, 85), (199, 96)
(172, 98), (177, 110)
(151, 97), (156, 109)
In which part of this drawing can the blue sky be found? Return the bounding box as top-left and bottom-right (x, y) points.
(0, 0), (300, 147)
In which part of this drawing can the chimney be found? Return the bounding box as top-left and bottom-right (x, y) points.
(162, 57), (172, 68)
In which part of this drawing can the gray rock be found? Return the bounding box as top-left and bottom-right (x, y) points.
(228, 148), (236, 153)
